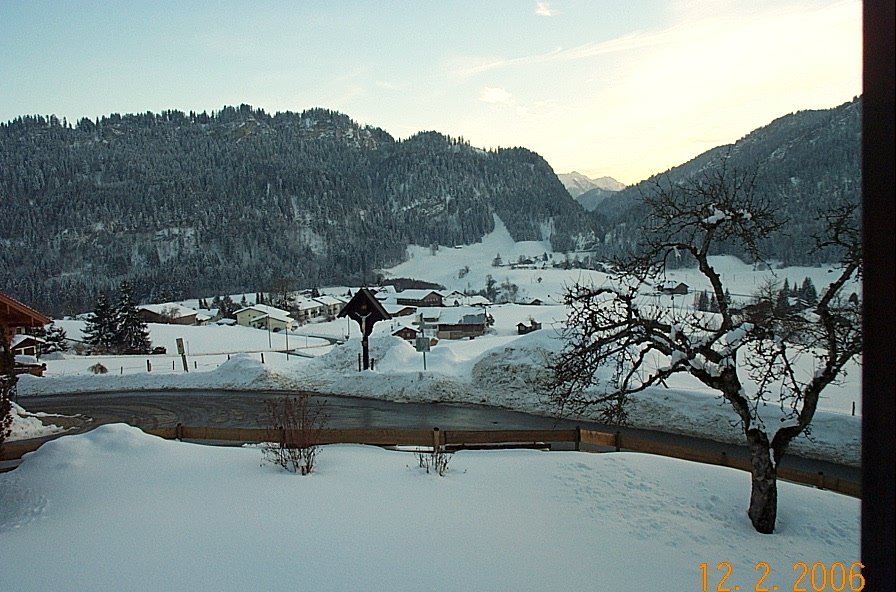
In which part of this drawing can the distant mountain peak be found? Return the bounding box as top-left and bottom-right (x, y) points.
(557, 171), (625, 197)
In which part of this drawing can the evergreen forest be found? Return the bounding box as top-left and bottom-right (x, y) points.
(0, 98), (861, 316)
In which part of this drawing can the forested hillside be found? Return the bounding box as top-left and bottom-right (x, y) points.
(590, 97), (861, 264)
(1, 98), (860, 315)
(0, 106), (588, 315)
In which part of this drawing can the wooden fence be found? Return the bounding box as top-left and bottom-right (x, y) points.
(1, 425), (860, 498)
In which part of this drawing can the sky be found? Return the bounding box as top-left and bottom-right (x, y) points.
(0, 1), (861, 185)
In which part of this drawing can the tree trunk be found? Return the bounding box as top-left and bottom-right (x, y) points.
(746, 428), (778, 534)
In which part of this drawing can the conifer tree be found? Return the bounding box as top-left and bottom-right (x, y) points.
(799, 277), (818, 306)
(43, 322), (69, 354)
(696, 290), (710, 312)
(83, 292), (117, 354)
(115, 281), (151, 354)
(219, 295), (237, 319)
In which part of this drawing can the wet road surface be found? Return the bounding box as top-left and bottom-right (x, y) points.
(16, 389), (859, 485)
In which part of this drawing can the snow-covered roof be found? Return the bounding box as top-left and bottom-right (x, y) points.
(292, 297), (324, 311)
(443, 294), (491, 306)
(138, 303), (199, 319)
(383, 304), (417, 315)
(313, 295), (343, 306)
(394, 289), (442, 300)
(437, 307), (487, 325)
(11, 334), (46, 347)
(234, 304), (294, 323)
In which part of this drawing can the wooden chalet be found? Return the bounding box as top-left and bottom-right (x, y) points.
(517, 320), (542, 335)
(436, 308), (487, 340)
(392, 325), (420, 341)
(11, 334), (45, 357)
(1, 292), (51, 345)
(138, 303), (200, 326)
(659, 282), (689, 296)
(1, 291), (52, 376)
(395, 290), (444, 308)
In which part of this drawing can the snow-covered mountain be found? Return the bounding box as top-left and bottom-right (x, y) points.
(557, 171), (625, 197)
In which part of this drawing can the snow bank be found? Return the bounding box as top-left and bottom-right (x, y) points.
(0, 425), (860, 592)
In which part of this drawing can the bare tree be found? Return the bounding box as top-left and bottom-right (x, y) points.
(548, 162), (862, 534)
(262, 393), (328, 475)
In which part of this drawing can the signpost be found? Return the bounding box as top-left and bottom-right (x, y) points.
(415, 335), (430, 370)
(176, 337), (188, 372)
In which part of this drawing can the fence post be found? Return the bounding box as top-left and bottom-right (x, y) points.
(175, 422), (183, 441)
(146, 360), (151, 372)
(432, 427), (441, 453)
(574, 426), (581, 451)
(817, 471), (826, 490)
(261, 352), (265, 364)
(615, 430), (621, 452)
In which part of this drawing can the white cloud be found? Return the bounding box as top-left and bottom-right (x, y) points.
(535, 1), (556, 17)
(479, 86), (514, 105)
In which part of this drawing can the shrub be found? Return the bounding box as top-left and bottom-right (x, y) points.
(417, 448), (451, 477)
(89, 363), (108, 374)
(261, 393), (327, 475)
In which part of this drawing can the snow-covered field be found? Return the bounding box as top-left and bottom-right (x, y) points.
(0, 424), (859, 592)
(3, 218), (862, 589)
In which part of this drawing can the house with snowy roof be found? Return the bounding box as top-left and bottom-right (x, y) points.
(138, 303), (208, 325)
(1, 292), (51, 376)
(11, 334), (45, 357)
(394, 289), (444, 307)
(288, 296), (325, 324)
(434, 307), (488, 340)
(312, 295), (344, 320)
(658, 281), (689, 295)
(234, 303), (296, 332)
(1, 291), (51, 345)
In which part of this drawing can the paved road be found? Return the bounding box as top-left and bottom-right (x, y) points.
(16, 390), (859, 485)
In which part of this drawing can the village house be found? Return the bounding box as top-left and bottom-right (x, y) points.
(435, 307), (488, 340)
(658, 281), (690, 296)
(11, 334), (46, 357)
(1, 291), (51, 376)
(312, 295), (344, 320)
(391, 325), (420, 341)
(439, 291), (492, 307)
(383, 304), (417, 318)
(138, 303), (207, 325)
(394, 289), (444, 308)
(441, 291), (467, 306)
(517, 319), (542, 335)
(412, 307), (445, 336)
(289, 296), (325, 325)
(234, 303), (296, 332)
